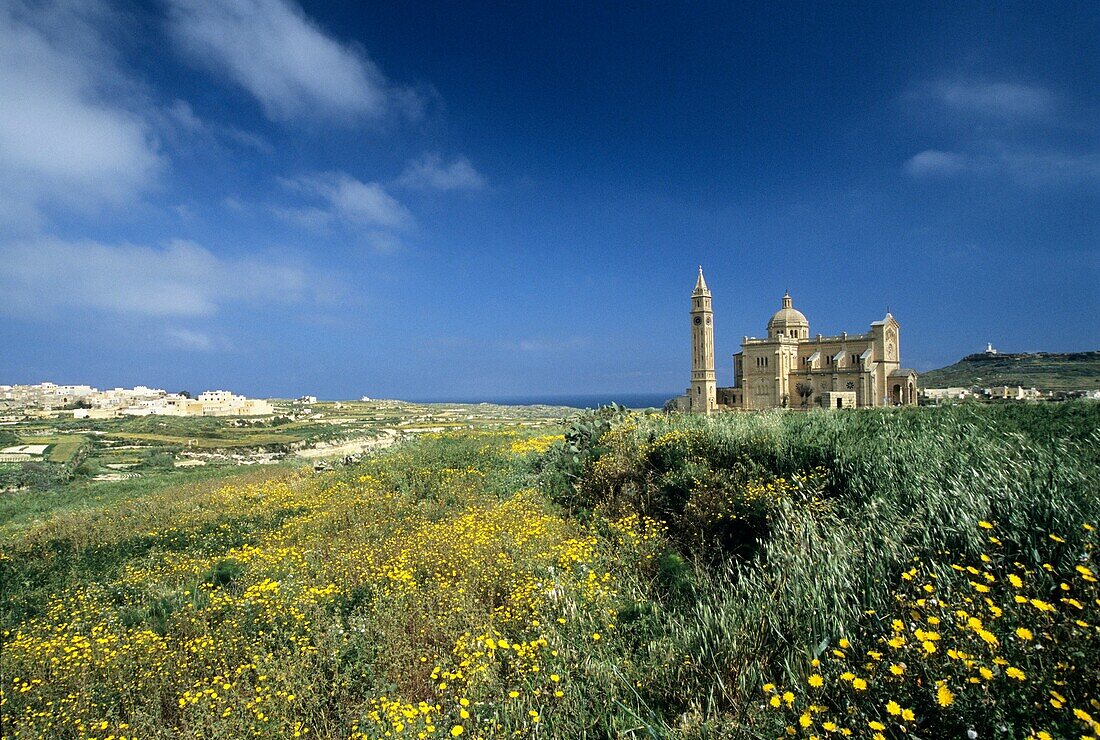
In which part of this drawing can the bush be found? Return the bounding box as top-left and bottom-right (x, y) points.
(536, 402), (1100, 734)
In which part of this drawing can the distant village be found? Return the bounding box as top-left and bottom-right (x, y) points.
(920, 345), (1100, 404)
(921, 385), (1098, 403)
(0, 382), (274, 419)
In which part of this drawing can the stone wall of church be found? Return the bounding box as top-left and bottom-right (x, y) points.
(709, 284), (913, 412)
(731, 323), (908, 409)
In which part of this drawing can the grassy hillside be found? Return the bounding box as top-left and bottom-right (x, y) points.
(919, 350), (1100, 390)
(2, 406), (1098, 738)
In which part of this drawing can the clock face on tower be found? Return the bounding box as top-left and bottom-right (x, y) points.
(706, 316), (712, 325)
(694, 316), (702, 325)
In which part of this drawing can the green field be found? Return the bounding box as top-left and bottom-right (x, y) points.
(17, 434), (90, 464)
(0, 399), (571, 493)
(1, 404), (1097, 738)
(103, 430), (307, 447)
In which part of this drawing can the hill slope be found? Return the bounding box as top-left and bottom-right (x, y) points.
(920, 350), (1100, 390)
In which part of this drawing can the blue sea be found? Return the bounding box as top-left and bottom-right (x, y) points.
(406, 393), (675, 409)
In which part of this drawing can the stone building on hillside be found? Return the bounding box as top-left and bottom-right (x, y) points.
(680, 268), (918, 412)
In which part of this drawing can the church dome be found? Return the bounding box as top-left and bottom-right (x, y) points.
(767, 292), (809, 338)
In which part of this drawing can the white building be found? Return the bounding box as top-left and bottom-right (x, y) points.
(921, 387), (975, 403)
(0, 382), (97, 408)
(986, 386), (1043, 401)
(89, 386), (167, 409)
(194, 391), (274, 416)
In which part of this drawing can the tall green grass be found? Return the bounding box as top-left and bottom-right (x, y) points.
(536, 402), (1100, 735)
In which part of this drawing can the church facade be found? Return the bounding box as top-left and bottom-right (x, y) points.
(683, 268), (918, 412)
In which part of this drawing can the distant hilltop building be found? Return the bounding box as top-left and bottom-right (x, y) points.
(985, 343), (999, 355)
(0, 382), (96, 409)
(680, 268), (918, 412)
(71, 388), (273, 418)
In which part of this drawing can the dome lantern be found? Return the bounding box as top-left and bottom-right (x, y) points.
(767, 292), (809, 338)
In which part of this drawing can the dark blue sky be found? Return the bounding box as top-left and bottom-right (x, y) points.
(1, 0), (1097, 399)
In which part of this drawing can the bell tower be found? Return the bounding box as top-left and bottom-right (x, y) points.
(690, 266), (717, 414)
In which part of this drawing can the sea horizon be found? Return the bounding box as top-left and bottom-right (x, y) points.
(397, 392), (675, 409)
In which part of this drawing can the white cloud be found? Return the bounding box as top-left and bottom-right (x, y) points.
(364, 230), (402, 253)
(270, 204), (335, 230)
(165, 98), (205, 133)
(0, 1), (162, 220)
(163, 327), (222, 351)
(397, 153), (486, 191)
(998, 150), (1100, 187)
(904, 147), (1100, 186)
(0, 236), (310, 318)
(162, 98), (272, 152)
(166, 0), (418, 123)
(279, 172), (412, 229)
(930, 79), (1054, 120)
(904, 77), (1098, 189)
(222, 196), (246, 211)
(904, 150), (969, 178)
(323, 177), (411, 228)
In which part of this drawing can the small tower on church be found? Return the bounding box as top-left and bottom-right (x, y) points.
(690, 266), (717, 414)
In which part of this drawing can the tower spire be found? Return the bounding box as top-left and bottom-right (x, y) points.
(782, 291), (792, 309)
(689, 267), (716, 414)
(693, 265), (710, 296)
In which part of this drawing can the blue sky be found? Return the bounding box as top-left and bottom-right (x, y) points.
(1, 0), (1097, 400)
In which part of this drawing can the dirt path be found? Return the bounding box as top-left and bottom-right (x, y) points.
(293, 429), (400, 459)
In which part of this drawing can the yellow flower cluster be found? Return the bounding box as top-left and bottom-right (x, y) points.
(685, 467), (829, 527)
(607, 513), (667, 562)
(764, 520), (1099, 739)
(508, 434), (564, 455)
(1, 430), (645, 738)
(355, 490), (623, 736)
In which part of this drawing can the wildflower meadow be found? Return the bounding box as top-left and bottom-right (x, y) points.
(2, 403), (1098, 738)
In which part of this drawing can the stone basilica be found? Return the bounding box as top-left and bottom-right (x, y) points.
(683, 268), (918, 413)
